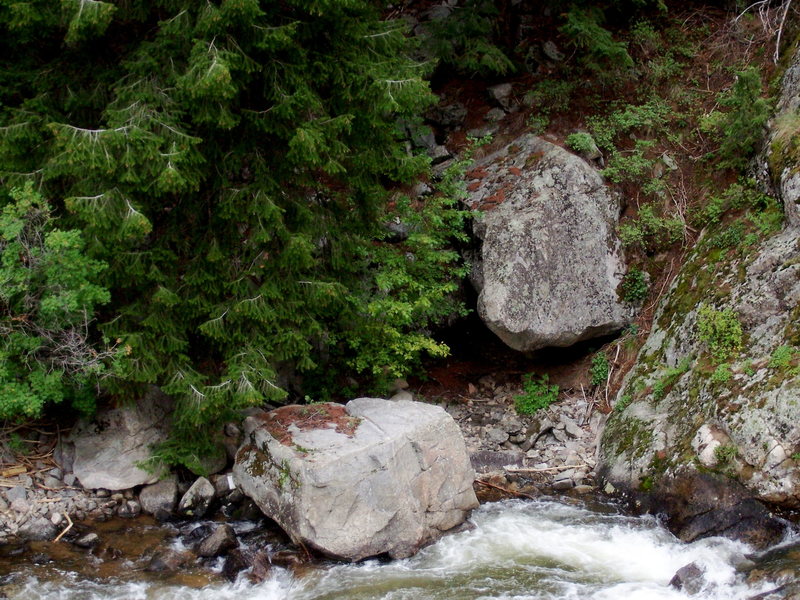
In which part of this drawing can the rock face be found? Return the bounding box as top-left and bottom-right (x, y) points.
(764, 46), (800, 227)
(233, 398), (478, 561)
(68, 387), (172, 490)
(466, 133), (630, 352)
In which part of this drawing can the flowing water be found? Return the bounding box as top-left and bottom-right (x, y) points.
(2, 498), (795, 600)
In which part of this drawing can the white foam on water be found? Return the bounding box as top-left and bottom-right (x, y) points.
(3, 498), (785, 600)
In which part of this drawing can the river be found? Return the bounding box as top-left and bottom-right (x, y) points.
(2, 497), (795, 600)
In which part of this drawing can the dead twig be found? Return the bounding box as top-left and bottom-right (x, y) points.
(505, 465), (588, 473)
(475, 479), (537, 500)
(53, 512), (73, 543)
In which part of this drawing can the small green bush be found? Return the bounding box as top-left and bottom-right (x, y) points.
(590, 353), (609, 387)
(615, 394), (632, 412)
(711, 363), (732, 383)
(514, 373), (559, 415)
(0, 183), (113, 420)
(714, 444), (738, 465)
(621, 267), (648, 303)
(696, 304), (743, 363)
(566, 132), (597, 154)
(618, 204), (683, 254)
(769, 345), (799, 374)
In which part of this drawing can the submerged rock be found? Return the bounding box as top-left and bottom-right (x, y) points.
(466, 133), (630, 352)
(233, 398), (478, 561)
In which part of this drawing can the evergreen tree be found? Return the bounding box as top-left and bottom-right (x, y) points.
(0, 0), (468, 470)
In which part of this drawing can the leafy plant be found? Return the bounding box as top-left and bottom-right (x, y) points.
(714, 444), (738, 466)
(559, 7), (633, 77)
(618, 204), (684, 253)
(590, 353), (610, 387)
(514, 374), (559, 415)
(0, 183), (114, 420)
(768, 345), (799, 374)
(602, 140), (657, 184)
(701, 67), (770, 170)
(652, 357), (692, 401)
(621, 267), (648, 303)
(711, 363), (732, 383)
(696, 305), (743, 363)
(424, 0), (515, 76)
(615, 394), (632, 412)
(566, 132), (597, 154)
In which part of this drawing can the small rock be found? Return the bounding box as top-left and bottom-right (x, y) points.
(178, 477), (215, 518)
(63, 473), (77, 487)
(50, 513), (63, 526)
(6, 487), (26, 504)
(604, 482), (616, 494)
(573, 484), (595, 494)
(389, 390), (414, 402)
(197, 524), (238, 558)
(95, 489), (110, 498)
(485, 108), (506, 123)
(248, 551), (274, 583)
(74, 533), (100, 549)
(552, 429), (568, 443)
(117, 500), (141, 518)
(10, 499), (28, 514)
(43, 476), (62, 489)
(146, 550), (192, 573)
(139, 476), (178, 518)
(425, 103), (467, 129)
(429, 145), (451, 164)
(0, 496), (8, 512)
(47, 467), (63, 480)
(670, 562), (705, 595)
(542, 40), (565, 62)
(224, 423), (241, 439)
(17, 517), (57, 541)
(486, 428), (510, 445)
(561, 417), (583, 439)
(487, 83), (513, 109)
(222, 548), (251, 583)
(551, 479), (574, 491)
(466, 124), (499, 139)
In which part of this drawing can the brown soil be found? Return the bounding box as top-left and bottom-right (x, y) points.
(252, 404), (361, 447)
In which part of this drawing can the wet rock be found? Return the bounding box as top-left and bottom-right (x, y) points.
(542, 40), (565, 62)
(178, 477), (215, 518)
(117, 500), (141, 518)
(670, 562), (705, 595)
(248, 551), (274, 583)
(68, 387), (172, 490)
(74, 533), (100, 549)
(0, 540), (29, 558)
(485, 108), (505, 123)
(182, 523), (215, 543)
(197, 524), (238, 558)
(139, 476), (178, 519)
(234, 398), (478, 561)
(647, 474), (788, 550)
(222, 548), (251, 582)
(146, 550), (193, 573)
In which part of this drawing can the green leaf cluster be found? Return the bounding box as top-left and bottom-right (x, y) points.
(514, 374), (559, 415)
(696, 304), (743, 364)
(0, 183), (112, 419)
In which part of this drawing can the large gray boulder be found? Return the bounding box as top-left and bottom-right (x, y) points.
(466, 133), (630, 352)
(68, 387), (171, 490)
(233, 398), (478, 561)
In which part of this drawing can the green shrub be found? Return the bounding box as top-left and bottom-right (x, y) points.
(711, 363), (732, 383)
(615, 394), (632, 412)
(0, 183), (113, 420)
(769, 345), (799, 374)
(602, 140), (657, 184)
(515, 374), (559, 415)
(702, 67), (770, 170)
(559, 7), (633, 77)
(618, 204), (683, 253)
(696, 304), (743, 363)
(714, 444), (738, 465)
(652, 357), (691, 400)
(621, 267), (648, 303)
(566, 132), (597, 154)
(590, 353), (609, 387)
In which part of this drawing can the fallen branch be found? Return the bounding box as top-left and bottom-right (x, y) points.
(505, 465), (588, 473)
(475, 479), (537, 500)
(53, 512), (73, 543)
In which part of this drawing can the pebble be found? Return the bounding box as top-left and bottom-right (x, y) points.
(6, 487), (27, 503)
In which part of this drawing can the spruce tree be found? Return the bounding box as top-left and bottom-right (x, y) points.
(0, 0), (468, 470)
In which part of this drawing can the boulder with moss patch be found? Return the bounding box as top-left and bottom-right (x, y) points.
(233, 398), (478, 561)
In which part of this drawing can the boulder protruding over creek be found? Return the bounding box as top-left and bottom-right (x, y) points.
(233, 398), (479, 561)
